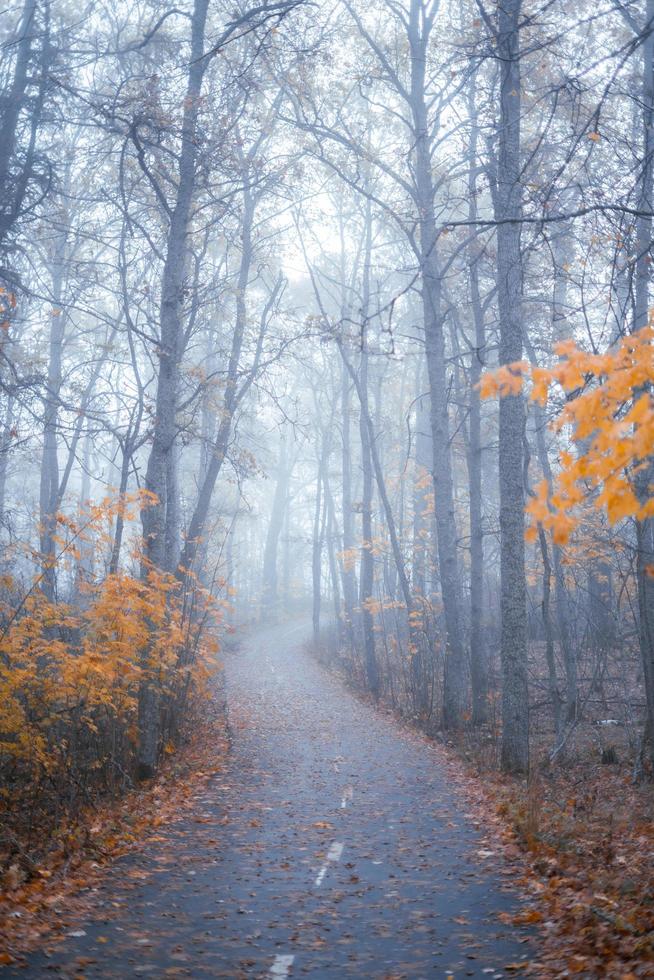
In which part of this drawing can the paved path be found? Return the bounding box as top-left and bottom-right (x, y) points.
(7, 622), (533, 978)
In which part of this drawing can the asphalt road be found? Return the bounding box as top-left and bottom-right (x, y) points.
(6, 621), (533, 978)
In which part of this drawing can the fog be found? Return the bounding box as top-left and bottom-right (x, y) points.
(1, 0), (652, 791)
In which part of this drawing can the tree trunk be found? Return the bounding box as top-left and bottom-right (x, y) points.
(74, 429), (94, 598)
(358, 376), (378, 696)
(137, 0), (209, 780)
(39, 226), (67, 601)
(324, 471), (343, 636)
(261, 438), (293, 622)
(341, 339), (421, 707)
(340, 358), (358, 645)
(537, 525), (564, 743)
(634, 0), (654, 766)
(177, 189), (255, 579)
(466, 80), (489, 727)
(412, 382), (431, 600)
(357, 203), (380, 697)
(109, 429), (133, 576)
(140, 0), (209, 574)
(0, 0), (50, 252)
(312, 444), (326, 645)
(408, 0), (467, 728)
(495, 0), (529, 774)
(411, 377), (432, 715)
(0, 392), (15, 531)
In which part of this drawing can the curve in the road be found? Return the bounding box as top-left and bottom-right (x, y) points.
(6, 622), (533, 979)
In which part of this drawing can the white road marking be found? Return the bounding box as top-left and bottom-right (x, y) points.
(269, 954), (294, 977)
(327, 841), (344, 862)
(341, 785), (353, 808)
(314, 840), (344, 886)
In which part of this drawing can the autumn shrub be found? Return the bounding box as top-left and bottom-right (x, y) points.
(0, 496), (223, 851)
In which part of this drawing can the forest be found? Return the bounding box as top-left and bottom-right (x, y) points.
(1, 0), (653, 976)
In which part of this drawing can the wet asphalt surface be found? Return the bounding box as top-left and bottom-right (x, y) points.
(5, 621), (533, 978)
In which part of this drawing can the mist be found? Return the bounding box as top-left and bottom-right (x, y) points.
(1, 0), (653, 975)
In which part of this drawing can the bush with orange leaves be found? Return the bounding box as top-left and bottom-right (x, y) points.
(0, 493), (223, 830)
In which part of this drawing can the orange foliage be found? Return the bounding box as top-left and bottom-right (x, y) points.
(480, 327), (654, 543)
(0, 493), (223, 808)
